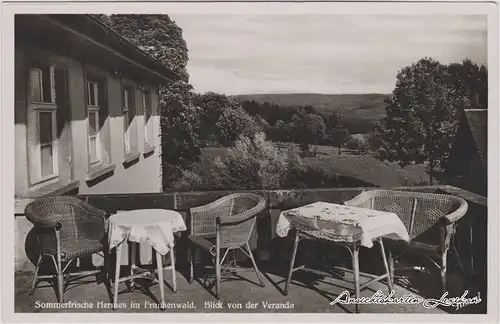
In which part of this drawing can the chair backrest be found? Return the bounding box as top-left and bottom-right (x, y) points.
(25, 196), (105, 244)
(345, 190), (467, 239)
(190, 193), (266, 248)
(220, 194), (265, 248)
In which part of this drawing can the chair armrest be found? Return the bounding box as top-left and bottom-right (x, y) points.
(217, 212), (255, 225)
(444, 199), (468, 224)
(344, 191), (372, 208)
(217, 200), (266, 225)
(190, 198), (227, 215)
(81, 203), (108, 219)
(27, 212), (62, 230)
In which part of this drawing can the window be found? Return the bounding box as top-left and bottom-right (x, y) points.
(28, 63), (58, 184)
(27, 62), (70, 186)
(84, 73), (113, 181)
(87, 81), (100, 164)
(142, 90), (154, 149)
(122, 86), (137, 155)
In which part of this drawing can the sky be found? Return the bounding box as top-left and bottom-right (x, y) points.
(170, 14), (487, 95)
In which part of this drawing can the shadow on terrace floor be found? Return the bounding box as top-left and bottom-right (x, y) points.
(15, 244), (486, 314)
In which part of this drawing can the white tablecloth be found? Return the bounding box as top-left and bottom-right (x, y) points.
(108, 209), (187, 255)
(276, 202), (410, 248)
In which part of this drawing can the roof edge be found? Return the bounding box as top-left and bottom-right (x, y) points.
(83, 15), (181, 82)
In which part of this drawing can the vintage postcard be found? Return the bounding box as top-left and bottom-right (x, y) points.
(1, 0), (498, 322)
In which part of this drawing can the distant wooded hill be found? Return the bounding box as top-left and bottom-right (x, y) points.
(231, 93), (390, 122)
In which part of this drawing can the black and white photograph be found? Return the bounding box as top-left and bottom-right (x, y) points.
(2, 1), (498, 321)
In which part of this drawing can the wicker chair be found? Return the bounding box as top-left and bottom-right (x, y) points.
(25, 196), (111, 302)
(344, 190), (468, 293)
(188, 193), (267, 299)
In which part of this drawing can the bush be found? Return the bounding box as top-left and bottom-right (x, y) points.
(174, 137), (342, 191)
(346, 135), (369, 153)
(171, 169), (206, 191)
(210, 132), (287, 190)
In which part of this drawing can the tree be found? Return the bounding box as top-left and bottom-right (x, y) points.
(446, 59), (488, 110)
(253, 114), (270, 134)
(158, 82), (202, 188)
(331, 126), (349, 155)
(376, 57), (470, 184)
(214, 107), (261, 146)
(272, 119), (294, 143)
(194, 92), (241, 142)
(291, 113), (326, 157)
(321, 112), (339, 132)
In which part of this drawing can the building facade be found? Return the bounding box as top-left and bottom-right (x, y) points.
(15, 14), (178, 199)
(14, 14), (179, 270)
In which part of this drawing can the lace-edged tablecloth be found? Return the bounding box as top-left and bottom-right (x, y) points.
(276, 201), (410, 248)
(108, 209), (187, 255)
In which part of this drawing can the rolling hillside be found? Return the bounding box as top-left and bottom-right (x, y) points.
(232, 93), (390, 122)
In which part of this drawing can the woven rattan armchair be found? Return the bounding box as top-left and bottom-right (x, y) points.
(188, 193), (267, 299)
(25, 196), (111, 302)
(344, 190), (468, 293)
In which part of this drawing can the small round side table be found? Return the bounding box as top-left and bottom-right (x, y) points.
(108, 209), (187, 310)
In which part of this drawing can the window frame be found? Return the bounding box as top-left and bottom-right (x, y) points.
(141, 89), (154, 149)
(86, 80), (101, 166)
(27, 63), (60, 185)
(122, 85), (136, 156)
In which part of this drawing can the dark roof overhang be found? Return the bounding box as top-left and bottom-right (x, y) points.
(15, 14), (181, 85)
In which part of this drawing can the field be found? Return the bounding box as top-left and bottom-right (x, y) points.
(201, 142), (430, 188)
(232, 93), (389, 122)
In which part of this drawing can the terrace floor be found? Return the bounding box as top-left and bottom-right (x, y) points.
(15, 255), (486, 314)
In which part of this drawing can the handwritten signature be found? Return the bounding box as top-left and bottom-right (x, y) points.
(422, 290), (482, 310)
(330, 290), (481, 311)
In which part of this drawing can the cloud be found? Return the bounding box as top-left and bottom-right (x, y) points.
(172, 14), (487, 94)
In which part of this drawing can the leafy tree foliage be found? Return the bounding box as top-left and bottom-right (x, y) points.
(211, 133), (287, 190)
(376, 57), (471, 184)
(194, 92), (241, 141)
(321, 112), (339, 131)
(158, 82), (202, 187)
(291, 113), (326, 155)
(214, 107), (261, 146)
(103, 14), (189, 80)
(271, 119), (294, 142)
(194, 92), (260, 146)
(446, 59), (488, 110)
(330, 126), (350, 155)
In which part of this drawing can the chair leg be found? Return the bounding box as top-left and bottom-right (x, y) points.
(170, 247), (177, 293)
(129, 242), (137, 290)
(102, 250), (113, 303)
(387, 248), (395, 283)
(441, 247), (450, 294)
(352, 243), (360, 314)
(156, 251), (165, 310)
(113, 242), (124, 309)
(245, 243), (265, 287)
(56, 256), (64, 303)
(215, 247), (221, 299)
(284, 231), (300, 296)
(378, 238), (393, 292)
(30, 255), (43, 295)
(188, 245), (194, 284)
